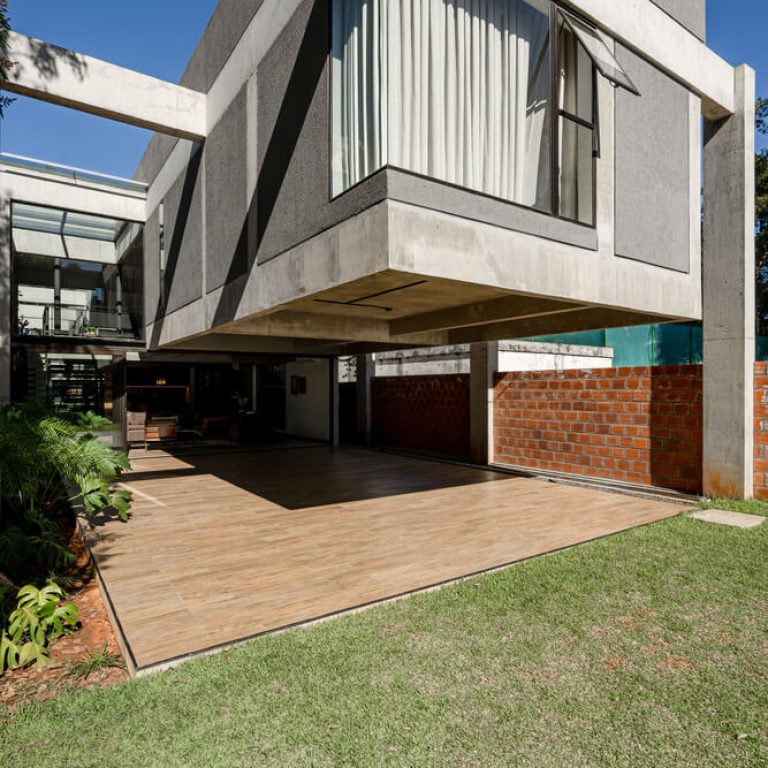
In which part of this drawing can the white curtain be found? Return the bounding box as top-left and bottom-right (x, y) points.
(388, 0), (551, 208)
(331, 0), (387, 196)
(332, 0), (551, 209)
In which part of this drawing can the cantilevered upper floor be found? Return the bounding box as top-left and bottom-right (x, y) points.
(0, 0), (752, 357)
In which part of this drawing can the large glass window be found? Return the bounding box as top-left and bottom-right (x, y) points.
(12, 203), (144, 341)
(331, 1), (638, 225)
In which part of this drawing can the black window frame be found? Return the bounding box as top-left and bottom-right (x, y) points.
(549, 2), (600, 228)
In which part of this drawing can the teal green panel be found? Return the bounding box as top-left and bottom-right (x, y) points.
(526, 330), (606, 347)
(606, 326), (654, 367)
(757, 336), (768, 362)
(655, 322), (701, 365)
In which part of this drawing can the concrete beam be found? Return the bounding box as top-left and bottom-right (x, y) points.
(221, 310), (448, 346)
(1, 162), (146, 223)
(166, 332), (348, 357)
(702, 65), (756, 499)
(5, 32), (207, 141)
(568, 0), (734, 118)
(387, 202), (702, 323)
(448, 308), (664, 344)
(390, 295), (583, 335)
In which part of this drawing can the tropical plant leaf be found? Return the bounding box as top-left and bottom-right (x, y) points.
(0, 632), (20, 674)
(1, 581), (78, 674)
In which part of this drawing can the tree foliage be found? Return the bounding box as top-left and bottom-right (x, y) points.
(0, 0), (13, 115)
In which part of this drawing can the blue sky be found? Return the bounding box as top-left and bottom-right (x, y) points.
(0, 0), (765, 177)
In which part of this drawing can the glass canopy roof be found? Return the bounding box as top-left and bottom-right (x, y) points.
(12, 202), (127, 242)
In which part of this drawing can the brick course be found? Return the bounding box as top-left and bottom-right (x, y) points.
(753, 362), (768, 499)
(372, 374), (471, 460)
(493, 365), (703, 493)
(369, 364), (768, 498)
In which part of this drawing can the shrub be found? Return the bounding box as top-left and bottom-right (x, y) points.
(0, 404), (132, 585)
(0, 582), (78, 673)
(66, 410), (115, 432)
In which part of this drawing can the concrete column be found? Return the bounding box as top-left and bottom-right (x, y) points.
(329, 357), (340, 448)
(53, 259), (62, 333)
(470, 342), (498, 465)
(251, 364), (258, 412)
(115, 267), (124, 336)
(355, 354), (373, 445)
(0, 196), (10, 406)
(702, 65), (756, 499)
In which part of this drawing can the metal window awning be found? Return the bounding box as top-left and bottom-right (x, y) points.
(560, 9), (641, 97)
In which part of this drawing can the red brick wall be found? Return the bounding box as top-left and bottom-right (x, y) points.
(494, 365), (703, 493)
(754, 363), (768, 499)
(372, 374), (471, 460)
(370, 364), (768, 497)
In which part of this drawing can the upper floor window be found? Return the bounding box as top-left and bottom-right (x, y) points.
(331, 0), (638, 226)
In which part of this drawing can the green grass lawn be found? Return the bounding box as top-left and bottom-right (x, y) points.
(2, 508), (766, 768)
(696, 497), (768, 517)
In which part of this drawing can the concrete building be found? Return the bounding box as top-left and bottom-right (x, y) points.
(0, 0), (756, 496)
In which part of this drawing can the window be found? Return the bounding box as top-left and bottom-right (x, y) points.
(331, 1), (638, 226)
(556, 10), (596, 224)
(555, 9), (638, 225)
(12, 203), (144, 341)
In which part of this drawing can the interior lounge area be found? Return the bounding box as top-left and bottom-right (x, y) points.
(126, 359), (280, 449)
(124, 356), (333, 452)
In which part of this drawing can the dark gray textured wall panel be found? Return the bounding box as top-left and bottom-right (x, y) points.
(163, 148), (205, 314)
(252, 0), (387, 266)
(180, 0), (266, 92)
(143, 210), (161, 325)
(134, 1), (265, 183)
(386, 170), (598, 251)
(615, 46), (691, 273)
(205, 86), (248, 292)
(134, 134), (179, 185)
(651, 0), (706, 40)
(255, 0), (332, 265)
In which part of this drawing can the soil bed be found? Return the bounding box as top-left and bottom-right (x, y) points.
(0, 524), (129, 712)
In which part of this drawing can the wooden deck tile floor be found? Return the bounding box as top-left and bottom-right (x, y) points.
(87, 447), (682, 672)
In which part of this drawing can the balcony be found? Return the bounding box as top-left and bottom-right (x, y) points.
(12, 202), (145, 343)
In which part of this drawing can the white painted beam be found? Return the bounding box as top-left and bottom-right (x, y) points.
(568, 0), (735, 117)
(1, 164), (146, 223)
(4, 32), (207, 140)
